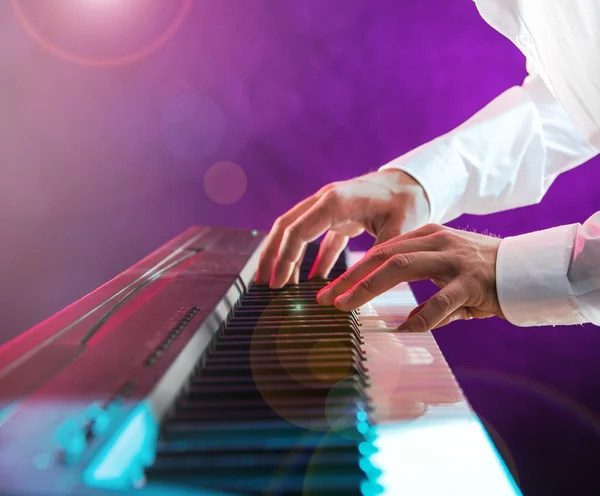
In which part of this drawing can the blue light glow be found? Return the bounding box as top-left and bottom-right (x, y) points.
(359, 458), (383, 485)
(361, 479), (385, 496)
(83, 402), (158, 490)
(0, 405), (16, 428)
(356, 420), (370, 435)
(358, 441), (377, 457)
(370, 407), (522, 495)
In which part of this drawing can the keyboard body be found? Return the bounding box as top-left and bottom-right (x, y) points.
(0, 226), (521, 496)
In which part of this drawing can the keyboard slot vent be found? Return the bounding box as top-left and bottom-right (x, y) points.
(144, 306), (200, 366)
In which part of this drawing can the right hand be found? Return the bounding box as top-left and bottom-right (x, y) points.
(255, 169), (431, 288)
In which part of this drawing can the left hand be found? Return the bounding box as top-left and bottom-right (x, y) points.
(316, 223), (504, 332)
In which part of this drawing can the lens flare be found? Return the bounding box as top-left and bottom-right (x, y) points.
(10, 0), (192, 67)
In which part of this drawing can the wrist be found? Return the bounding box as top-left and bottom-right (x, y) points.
(380, 140), (467, 225)
(379, 169), (431, 227)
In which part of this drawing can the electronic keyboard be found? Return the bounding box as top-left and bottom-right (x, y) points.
(0, 226), (521, 495)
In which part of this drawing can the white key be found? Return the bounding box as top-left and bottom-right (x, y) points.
(348, 251), (521, 496)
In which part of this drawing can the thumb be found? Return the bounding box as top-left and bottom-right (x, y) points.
(432, 307), (474, 329)
(433, 308), (497, 329)
(374, 223), (402, 245)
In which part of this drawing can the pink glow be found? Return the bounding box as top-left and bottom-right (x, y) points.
(10, 0), (192, 67)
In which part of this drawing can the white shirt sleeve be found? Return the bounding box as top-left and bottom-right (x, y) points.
(380, 74), (597, 224)
(380, 74), (600, 327)
(496, 215), (600, 327)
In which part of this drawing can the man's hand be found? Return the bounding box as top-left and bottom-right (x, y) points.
(255, 169), (430, 288)
(317, 224), (504, 332)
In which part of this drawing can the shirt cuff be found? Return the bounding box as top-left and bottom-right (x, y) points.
(496, 224), (580, 326)
(379, 140), (466, 225)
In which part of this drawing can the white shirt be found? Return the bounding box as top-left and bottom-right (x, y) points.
(381, 0), (600, 326)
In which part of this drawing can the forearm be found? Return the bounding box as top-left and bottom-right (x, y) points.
(381, 75), (598, 224)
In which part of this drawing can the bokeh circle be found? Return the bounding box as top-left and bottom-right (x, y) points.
(204, 161), (248, 205)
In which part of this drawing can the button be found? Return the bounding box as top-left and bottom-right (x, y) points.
(56, 419), (87, 465)
(516, 32), (532, 48)
(87, 403), (111, 437)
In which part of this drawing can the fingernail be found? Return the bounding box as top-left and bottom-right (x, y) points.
(397, 322), (410, 332)
(334, 292), (351, 308)
(317, 286), (333, 305)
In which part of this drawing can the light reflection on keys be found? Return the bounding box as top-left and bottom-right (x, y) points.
(347, 251), (522, 496)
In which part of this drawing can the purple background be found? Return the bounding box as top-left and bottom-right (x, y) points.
(2, 1), (600, 494)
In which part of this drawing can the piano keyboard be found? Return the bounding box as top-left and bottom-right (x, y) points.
(145, 246), (377, 495)
(348, 253), (522, 496)
(0, 227), (521, 496)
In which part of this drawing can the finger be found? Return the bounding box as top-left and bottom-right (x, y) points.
(329, 221), (365, 238)
(290, 244), (308, 285)
(270, 195), (340, 288)
(308, 231), (350, 279)
(373, 218), (403, 245)
(433, 308), (497, 329)
(376, 223), (444, 250)
(333, 252), (448, 311)
(317, 235), (444, 305)
(406, 302), (425, 320)
(432, 307), (474, 329)
(254, 194), (320, 284)
(397, 283), (468, 333)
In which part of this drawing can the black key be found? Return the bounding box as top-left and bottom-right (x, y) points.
(145, 244), (377, 495)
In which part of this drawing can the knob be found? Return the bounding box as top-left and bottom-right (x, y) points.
(56, 418), (86, 465)
(87, 403), (111, 437)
